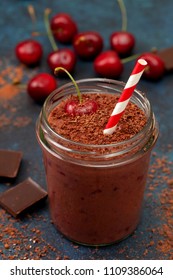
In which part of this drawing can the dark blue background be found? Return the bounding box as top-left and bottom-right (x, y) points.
(0, 0), (173, 259)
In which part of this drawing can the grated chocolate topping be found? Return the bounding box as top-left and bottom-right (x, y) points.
(48, 93), (147, 145)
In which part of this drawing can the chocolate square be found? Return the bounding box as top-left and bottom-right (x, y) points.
(0, 149), (22, 178)
(0, 177), (48, 217)
(157, 47), (173, 71)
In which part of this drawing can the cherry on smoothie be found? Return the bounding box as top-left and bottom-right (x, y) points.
(54, 67), (98, 116)
(138, 52), (165, 80)
(65, 100), (98, 116)
(64, 100), (78, 115)
(73, 31), (103, 60)
(110, 0), (135, 57)
(50, 13), (78, 44)
(94, 50), (123, 78)
(45, 9), (76, 73)
(27, 73), (57, 103)
(15, 39), (43, 66)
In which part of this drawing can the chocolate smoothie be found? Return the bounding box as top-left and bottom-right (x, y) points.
(36, 78), (158, 245)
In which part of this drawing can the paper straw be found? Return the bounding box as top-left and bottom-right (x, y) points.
(103, 58), (147, 135)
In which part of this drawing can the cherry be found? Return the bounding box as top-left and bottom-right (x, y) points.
(110, 31), (135, 57)
(73, 31), (103, 60)
(50, 13), (78, 44)
(65, 100), (98, 116)
(74, 100), (98, 115)
(15, 39), (43, 66)
(47, 49), (76, 73)
(110, 0), (135, 57)
(27, 73), (57, 103)
(45, 9), (76, 73)
(94, 50), (123, 78)
(64, 100), (77, 115)
(54, 67), (98, 116)
(138, 52), (165, 80)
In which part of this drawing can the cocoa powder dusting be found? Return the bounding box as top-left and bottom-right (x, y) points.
(0, 65), (24, 100)
(48, 93), (147, 145)
(145, 151), (173, 259)
(0, 61), (34, 129)
(0, 209), (63, 260)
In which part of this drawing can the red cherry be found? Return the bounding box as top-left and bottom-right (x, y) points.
(65, 100), (98, 115)
(110, 31), (135, 57)
(47, 48), (76, 73)
(15, 39), (43, 66)
(73, 31), (103, 60)
(94, 50), (123, 78)
(138, 52), (165, 80)
(27, 73), (57, 103)
(64, 100), (77, 115)
(50, 13), (78, 44)
(74, 100), (98, 115)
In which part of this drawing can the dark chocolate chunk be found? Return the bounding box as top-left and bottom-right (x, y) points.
(0, 177), (48, 217)
(0, 149), (22, 178)
(157, 47), (173, 71)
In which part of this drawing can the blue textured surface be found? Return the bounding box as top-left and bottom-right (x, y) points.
(0, 0), (173, 259)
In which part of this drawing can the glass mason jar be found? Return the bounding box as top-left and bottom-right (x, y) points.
(36, 78), (159, 246)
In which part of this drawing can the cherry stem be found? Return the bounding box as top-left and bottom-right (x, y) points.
(28, 5), (37, 35)
(117, 0), (127, 31)
(12, 79), (27, 89)
(121, 53), (141, 64)
(54, 67), (82, 103)
(31, 30), (63, 37)
(27, 5), (37, 24)
(44, 8), (58, 51)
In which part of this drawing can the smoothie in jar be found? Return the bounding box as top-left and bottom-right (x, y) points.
(36, 78), (158, 246)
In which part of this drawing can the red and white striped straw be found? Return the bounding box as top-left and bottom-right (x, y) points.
(103, 58), (148, 135)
